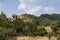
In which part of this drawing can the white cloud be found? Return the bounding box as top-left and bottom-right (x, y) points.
(18, 3), (26, 9)
(19, 0), (24, 3)
(26, 6), (42, 14)
(44, 7), (55, 13)
(29, 0), (33, 2)
(18, 0), (56, 15)
(19, 0), (33, 2)
(18, 0), (43, 14)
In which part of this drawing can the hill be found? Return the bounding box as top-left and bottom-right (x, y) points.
(0, 12), (60, 40)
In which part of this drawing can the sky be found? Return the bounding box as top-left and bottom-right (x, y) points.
(0, 0), (60, 17)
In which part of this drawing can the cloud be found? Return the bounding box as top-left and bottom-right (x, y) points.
(18, 3), (26, 9)
(26, 6), (42, 14)
(18, 0), (43, 14)
(19, 0), (33, 3)
(44, 7), (55, 13)
(18, 0), (56, 15)
(29, 0), (33, 2)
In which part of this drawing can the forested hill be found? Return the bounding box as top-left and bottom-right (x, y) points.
(0, 12), (60, 40)
(40, 14), (60, 20)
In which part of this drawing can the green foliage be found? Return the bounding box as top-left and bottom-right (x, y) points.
(0, 12), (60, 40)
(33, 28), (47, 36)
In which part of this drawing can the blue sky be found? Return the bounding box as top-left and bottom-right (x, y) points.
(0, 0), (60, 17)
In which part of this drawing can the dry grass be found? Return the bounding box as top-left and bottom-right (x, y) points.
(50, 36), (57, 40)
(17, 36), (49, 40)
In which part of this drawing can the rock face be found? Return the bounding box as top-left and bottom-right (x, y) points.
(45, 26), (52, 33)
(19, 14), (33, 22)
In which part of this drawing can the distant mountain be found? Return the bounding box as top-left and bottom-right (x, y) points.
(19, 13), (60, 22)
(40, 14), (60, 20)
(18, 13), (60, 26)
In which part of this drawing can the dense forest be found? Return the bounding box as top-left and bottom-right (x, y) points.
(0, 12), (60, 40)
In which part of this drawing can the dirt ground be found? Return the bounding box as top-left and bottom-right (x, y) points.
(17, 36), (57, 40)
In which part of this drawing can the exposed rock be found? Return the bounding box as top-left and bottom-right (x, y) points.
(45, 26), (52, 32)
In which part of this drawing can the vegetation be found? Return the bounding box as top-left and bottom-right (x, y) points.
(0, 12), (60, 40)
